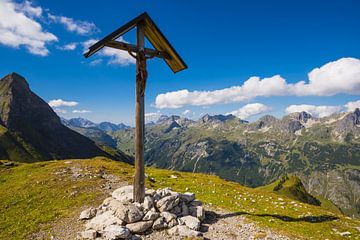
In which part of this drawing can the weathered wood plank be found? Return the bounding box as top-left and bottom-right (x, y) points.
(133, 21), (146, 203)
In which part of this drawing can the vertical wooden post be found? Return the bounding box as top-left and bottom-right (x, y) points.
(134, 22), (146, 203)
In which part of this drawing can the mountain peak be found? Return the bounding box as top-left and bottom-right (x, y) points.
(200, 114), (236, 124)
(1, 72), (30, 90)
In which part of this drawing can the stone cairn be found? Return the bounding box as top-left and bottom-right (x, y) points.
(79, 185), (205, 239)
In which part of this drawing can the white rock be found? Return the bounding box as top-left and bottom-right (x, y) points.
(339, 231), (351, 236)
(156, 194), (180, 212)
(143, 196), (153, 210)
(170, 175), (178, 179)
(79, 207), (97, 220)
(167, 225), (202, 237)
(81, 229), (97, 239)
(168, 218), (178, 228)
(145, 189), (156, 196)
(85, 211), (123, 232)
(106, 198), (143, 223)
(103, 225), (131, 240)
(156, 187), (175, 198)
(160, 211), (177, 223)
(178, 216), (201, 230)
(126, 221), (153, 234)
(112, 185), (133, 202)
(180, 192), (195, 202)
(143, 210), (159, 221)
(152, 217), (167, 230)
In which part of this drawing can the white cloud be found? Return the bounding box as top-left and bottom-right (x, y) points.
(145, 111), (162, 122)
(57, 42), (77, 51)
(48, 99), (78, 107)
(155, 58), (360, 109)
(227, 103), (270, 119)
(344, 100), (360, 112)
(181, 109), (194, 116)
(48, 13), (98, 35)
(82, 38), (135, 66)
(15, 0), (42, 18)
(54, 108), (67, 114)
(89, 59), (102, 66)
(72, 109), (91, 113)
(285, 104), (342, 118)
(0, 0), (57, 56)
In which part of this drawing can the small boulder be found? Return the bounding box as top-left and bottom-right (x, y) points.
(170, 206), (181, 216)
(103, 225), (131, 240)
(152, 217), (167, 230)
(156, 194), (180, 212)
(112, 185), (133, 202)
(156, 187), (173, 198)
(180, 192), (195, 202)
(126, 221), (153, 234)
(145, 189), (156, 196)
(81, 229), (97, 239)
(79, 207), (97, 220)
(189, 200), (202, 207)
(143, 196), (153, 210)
(180, 202), (189, 216)
(190, 206), (205, 221)
(106, 199), (143, 223)
(160, 211), (177, 223)
(143, 210), (160, 221)
(85, 211), (123, 232)
(168, 218), (178, 228)
(179, 216), (201, 230)
(167, 225), (202, 237)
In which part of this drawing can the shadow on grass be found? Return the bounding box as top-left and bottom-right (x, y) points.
(204, 210), (339, 225)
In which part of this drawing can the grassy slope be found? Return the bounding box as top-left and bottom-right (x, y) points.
(0, 158), (359, 240)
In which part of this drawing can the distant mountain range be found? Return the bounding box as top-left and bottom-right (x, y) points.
(61, 118), (130, 132)
(61, 118), (130, 148)
(108, 110), (360, 218)
(0, 73), (132, 163)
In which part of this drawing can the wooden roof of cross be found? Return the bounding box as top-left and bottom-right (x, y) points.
(84, 12), (187, 73)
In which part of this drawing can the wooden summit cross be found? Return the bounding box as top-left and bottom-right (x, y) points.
(84, 12), (187, 203)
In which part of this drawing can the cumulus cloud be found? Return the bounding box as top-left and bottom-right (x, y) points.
(15, 0), (42, 17)
(54, 108), (67, 114)
(285, 104), (342, 118)
(48, 13), (98, 35)
(145, 111), (162, 122)
(227, 103), (270, 119)
(181, 109), (194, 117)
(0, 0), (57, 56)
(155, 58), (360, 109)
(72, 109), (91, 113)
(344, 100), (360, 112)
(48, 99), (78, 107)
(57, 42), (77, 51)
(82, 38), (135, 66)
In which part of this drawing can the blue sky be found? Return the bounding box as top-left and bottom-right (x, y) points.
(0, 0), (360, 125)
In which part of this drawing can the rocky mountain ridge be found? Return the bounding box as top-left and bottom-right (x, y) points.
(0, 73), (116, 162)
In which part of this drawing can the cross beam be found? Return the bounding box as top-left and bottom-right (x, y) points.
(104, 41), (170, 59)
